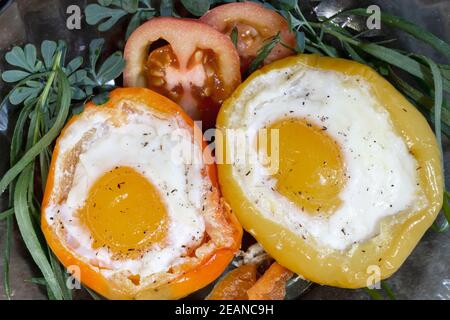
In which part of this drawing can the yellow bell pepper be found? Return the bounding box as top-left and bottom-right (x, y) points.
(216, 54), (443, 288)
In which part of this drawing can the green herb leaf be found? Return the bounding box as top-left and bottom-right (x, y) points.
(14, 165), (65, 300)
(344, 9), (450, 60)
(181, 0), (210, 16)
(246, 33), (281, 77)
(126, 12), (143, 39)
(89, 38), (105, 73)
(5, 46), (35, 72)
(41, 40), (57, 70)
(0, 69), (71, 196)
(65, 57), (84, 75)
(160, 0), (174, 16)
(230, 26), (238, 48)
(85, 4), (127, 31)
(9, 86), (40, 105)
(364, 287), (384, 300)
(276, 0), (297, 11)
(122, 0), (139, 13)
(295, 30), (306, 53)
(0, 208), (14, 220)
(24, 44), (38, 71)
(92, 91), (110, 105)
(1, 70), (30, 83)
(3, 215), (13, 299)
(96, 52), (125, 85)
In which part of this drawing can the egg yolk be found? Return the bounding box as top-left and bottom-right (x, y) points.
(78, 166), (168, 256)
(264, 118), (346, 215)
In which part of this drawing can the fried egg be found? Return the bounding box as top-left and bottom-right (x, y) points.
(216, 55), (443, 290)
(223, 62), (424, 251)
(42, 88), (241, 299)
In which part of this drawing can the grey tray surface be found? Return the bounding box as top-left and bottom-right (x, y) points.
(0, 0), (449, 300)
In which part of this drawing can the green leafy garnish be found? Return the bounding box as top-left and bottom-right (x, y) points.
(181, 0), (210, 16)
(1, 0), (449, 301)
(245, 33), (281, 77)
(230, 26), (238, 48)
(365, 281), (396, 300)
(0, 39), (124, 300)
(85, 0), (156, 38)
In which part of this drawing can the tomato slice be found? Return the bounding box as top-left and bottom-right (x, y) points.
(200, 2), (296, 73)
(206, 264), (258, 300)
(124, 17), (241, 129)
(246, 262), (293, 300)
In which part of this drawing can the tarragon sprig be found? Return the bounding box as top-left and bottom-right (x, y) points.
(0, 38), (125, 299)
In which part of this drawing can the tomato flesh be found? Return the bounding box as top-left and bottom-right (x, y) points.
(146, 45), (227, 127)
(200, 2), (296, 73)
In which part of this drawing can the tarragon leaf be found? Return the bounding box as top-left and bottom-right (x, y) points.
(230, 26), (238, 48)
(246, 33), (281, 77)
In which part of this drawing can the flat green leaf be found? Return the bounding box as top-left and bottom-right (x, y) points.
(295, 30), (306, 53)
(320, 25), (450, 92)
(230, 26), (238, 48)
(41, 40), (57, 70)
(49, 249), (72, 300)
(419, 56), (444, 159)
(364, 287), (384, 300)
(5, 46), (34, 72)
(24, 44), (37, 71)
(381, 281), (396, 300)
(68, 69), (88, 85)
(125, 12), (143, 40)
(0, 68), (71, 196)
(0, 208), (13, 221)
(432, 192), (450, 232)
(122, 0), (139, 13)
(346, 9), (450, 60)
(98, 0), (113, 5)
(71, 86), (87, 100)
(26, 80), (43, 88)
(9, 86), (40, 105)
(85, 4), (127, 31)
(246, 33), (281, 77)
(92, 91), (110, 105)
(3, 215), (13, 299)
(181, 0), (210, 16)
(160, 0), (173, 16)
(140, 0), (152, 8)
(65, 56), (83, 75)
(96, 52), (125, 84)
(276, 0), (297, 10)
(1, 70), (30, 83)
(89, 38), (105, 72)
(14, 166), (64, 300)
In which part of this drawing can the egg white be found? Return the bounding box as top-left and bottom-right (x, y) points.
(44, 100), (211, 280)
(225, 63), (426, 251)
